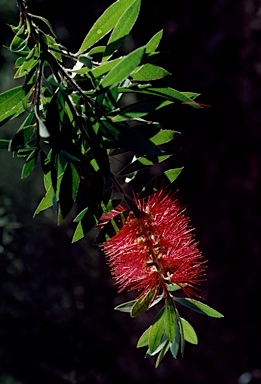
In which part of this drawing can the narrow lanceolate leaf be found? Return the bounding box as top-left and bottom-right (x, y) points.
(164, 301), (177, 343)
(131, 64), (170, 81)
(150, 129), (179, 146)
(119, 86), (201, 107)
(137, 326), (152, 348)
(90, 58), (122, 79)
(10, 125), (35, 151)
(100, 46), (145, 89)
(0, 86), (30, 126)
(170, 324), (180, 358)
(148, 306), (166, 353)
(33, 185), (53, 217)
(114, 300), (136, 313)
(178, 316), (185, 357)
(14, 46), (39, 78)
(174, 298), (224, 318)
(76, 0), (135, 54)
(102, 0), (141, 61)
(155, 341), (171, 368)
(145, 30), (163, 54)
(21, 150), (38, 179)
(180, 318), (198, 345)
(131, 288), (156, 317)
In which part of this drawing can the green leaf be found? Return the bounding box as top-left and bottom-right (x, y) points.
(72, 207), (102, 242)
(150, 129), (179, 146)
(43, 34), (63, 61)
(33, 185), (53, 217)
(164, 167), (183, 183)
(119, 86), (201, 108)
(102, 0), (141, 61)
(76, 0), (135, 54)
(14, 46), (39, 78)
(137, 326), (152, 348)
(167, 283), (182, 292)
(131, 288), (156, 317)
(100, 46), (145, 89)
(155, 341), (170, 368)
(131, 64), (170, 81)
(164, 301), (177, 343)
(9, 24), (27, 52)
(178, 316), (185, 357)
(180, 318), (198, 345)
(148, 306), (166, 353)
(114, 300), (136, 313)
(90, 58), (122, 79)
(10, 125), (35, 151)
(21, 150), (38, 179)
(0, 86), (30, 127)
(145, 30), (163, 54)
(31, 14), (57, 37)
(174, 298), (224, 318)
(139, 166), (183, 197)
(170, 325), (180, 358)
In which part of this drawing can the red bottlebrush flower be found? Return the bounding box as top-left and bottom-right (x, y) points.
(100, 189), (206, 299)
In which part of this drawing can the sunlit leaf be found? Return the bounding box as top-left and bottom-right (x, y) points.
(102, 0), (141, 61)
(164, 300), (177, 343)
(180, 318), (198, 345)
(150, 129), (179, 145)
(21, 150), (38, 179)
(145, 30), (163, 54)
(77, 0), (135, 54)
(33, 185), (53, 217)
(174, 298), (224, 318)
(119, 86), (201, 107)
(0, 86), (30, 127)
(137, 326), (152, 348)
(100, 46), (145, 89)
(131, 64), (170, 81)
(14, 46), (39, 78)
(170, 324), (180, 358)
(148, 306), (166, 353)
(90, 58), (122, 79)
(155, 341), (170, 368)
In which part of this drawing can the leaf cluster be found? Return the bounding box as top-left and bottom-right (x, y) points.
(115, 285), (223, 367)
(0, 0), (200, 242)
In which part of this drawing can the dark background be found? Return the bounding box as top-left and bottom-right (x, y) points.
(0, 1), (261, 383)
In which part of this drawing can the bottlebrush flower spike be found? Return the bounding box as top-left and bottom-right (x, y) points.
(101, 189), (206, 299)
